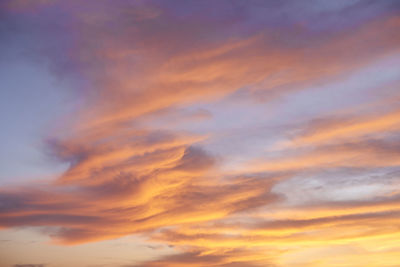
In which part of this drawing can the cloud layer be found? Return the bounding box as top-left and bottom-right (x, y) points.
(1, 1), (400, 266)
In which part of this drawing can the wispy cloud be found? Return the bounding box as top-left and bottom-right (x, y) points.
(1, 1), (400, 266)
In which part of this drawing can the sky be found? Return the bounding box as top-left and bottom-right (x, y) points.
(0, 0), (400, 266)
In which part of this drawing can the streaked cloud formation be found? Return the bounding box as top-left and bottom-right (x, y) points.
(1, 0), (400, 266)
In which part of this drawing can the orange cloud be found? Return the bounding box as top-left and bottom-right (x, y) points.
(1, 1), (400, 266)
(289, 109), (400, 147)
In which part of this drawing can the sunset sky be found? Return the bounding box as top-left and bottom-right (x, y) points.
(1, 1), (400, 266)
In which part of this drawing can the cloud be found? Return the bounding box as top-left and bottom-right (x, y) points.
(1, 1), (400, 266)
(287, 109), (400, 147)
(128, 249), (272, 267)
(254, 210), (400, 231)
(247, 138), (400, 174)
(0, 134), (282, 244)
